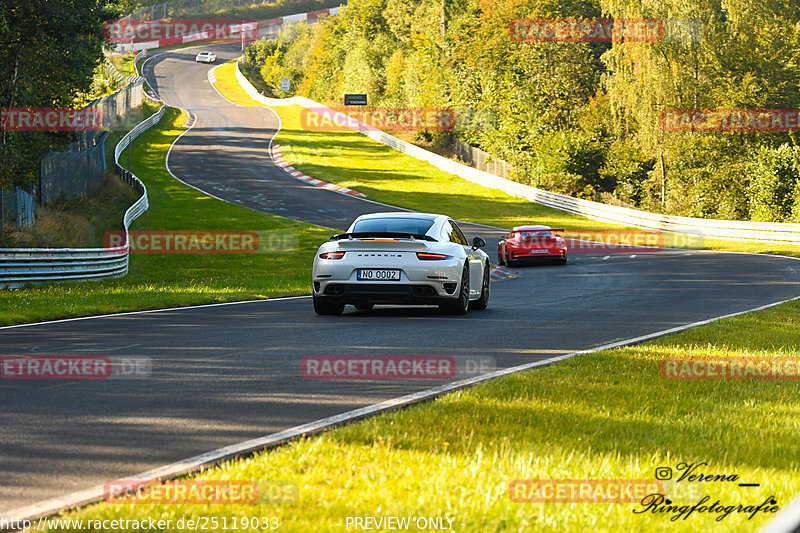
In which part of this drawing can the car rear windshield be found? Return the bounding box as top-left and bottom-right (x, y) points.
(352, 217), (435, 235)
(517, 230), (553, 238)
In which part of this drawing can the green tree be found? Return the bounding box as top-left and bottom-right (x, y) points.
(0, 0), (116, 189)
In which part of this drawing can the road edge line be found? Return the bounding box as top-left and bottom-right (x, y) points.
(4, 293), (800, 525)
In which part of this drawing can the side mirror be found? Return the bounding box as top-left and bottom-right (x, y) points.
(472, 237), (486, 250)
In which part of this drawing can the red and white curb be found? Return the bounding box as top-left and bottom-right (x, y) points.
(271, 144), (366, 198)
(182, 110), (196, 128)
(490, 266), (518, 281)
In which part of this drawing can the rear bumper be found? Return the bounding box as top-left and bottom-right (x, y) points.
(313, 282), (459, 306)
(508, 248), (566, 262)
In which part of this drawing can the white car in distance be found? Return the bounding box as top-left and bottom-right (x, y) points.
(195, 51), (216, 63)
(312, 212), (491, 315)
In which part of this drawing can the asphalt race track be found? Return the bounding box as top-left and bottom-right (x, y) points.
(1, 43), (799, 514)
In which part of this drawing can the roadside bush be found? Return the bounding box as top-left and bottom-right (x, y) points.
(747, 144), (800, 222)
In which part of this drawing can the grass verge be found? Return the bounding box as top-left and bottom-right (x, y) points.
(214, 59), (800, 258)
(108, 53), (137, 78)
(46, 298), (800, 532)
(0, 107), (330, 325)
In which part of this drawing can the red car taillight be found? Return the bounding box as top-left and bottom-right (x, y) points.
(416, 252), (451, 260)
(319, 251), (346, 260)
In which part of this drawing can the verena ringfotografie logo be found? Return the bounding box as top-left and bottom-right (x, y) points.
(510, 18), (665, 42)
(104, 480), (297, 504)
(1, 356), (151, 380)
(104, 19), (257, 45)
(1, 108), (102, 132)
(661, 108), (800, 133)
(660, 357), (800, 380)
(103, 230), (298, 254)
(300, 107), (456, 132)
(301, 356), (496, 380)
(509, 479), (663, 503)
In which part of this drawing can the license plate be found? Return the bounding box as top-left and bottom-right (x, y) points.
(357, 269), (401, 281)
(529, 249), (548, 254)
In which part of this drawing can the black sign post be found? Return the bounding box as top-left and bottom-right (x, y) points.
(344, 94), (367, 132)
(344, 94), (368, 106)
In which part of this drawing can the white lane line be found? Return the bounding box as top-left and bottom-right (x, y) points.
(7, 53), (799, 330)
(5, 292), (800, 524)
(602, 255), (610, 260)
(207, 63), (245, 107)
(0, 296), (311, 331)
(630, 255), (637, 258)
(164, 112), (228, 203)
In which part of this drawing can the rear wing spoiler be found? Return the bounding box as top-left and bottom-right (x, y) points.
(506, 229), (565, 236)
(331, 232), (438, 242)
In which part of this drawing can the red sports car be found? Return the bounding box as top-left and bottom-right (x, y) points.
(498, 225), (567, 266)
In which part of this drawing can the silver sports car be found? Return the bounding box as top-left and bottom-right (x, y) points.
(312, 212), (491, 315)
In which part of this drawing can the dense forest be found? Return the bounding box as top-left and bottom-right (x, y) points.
(242, 0), (800, 221)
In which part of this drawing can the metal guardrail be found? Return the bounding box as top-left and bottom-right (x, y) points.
(233, 61), (800, 245)
(0, 99), (164, 288)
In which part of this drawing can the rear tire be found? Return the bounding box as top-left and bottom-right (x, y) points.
(441, 263), (470, 315)
(470, 262), (491, 310)
(313, 294), (344, 315)
(497, 246), (506, 266)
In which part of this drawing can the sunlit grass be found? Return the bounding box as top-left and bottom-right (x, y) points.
(47, 299), (800, 532)
(108, 53), (137, 78)
(0, 107), (330, 325)
(212, 59), (800, 259)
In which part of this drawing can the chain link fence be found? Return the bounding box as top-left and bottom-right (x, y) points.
(0, 187), (36, 230)
(453, 140), (512, 180)
(119, 0), (276, 27)
(37, 80), (145, 207)
(88, 79), (145, 132)
(38, 131), (109, 205)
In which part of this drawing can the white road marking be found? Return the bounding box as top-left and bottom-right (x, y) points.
(6, 293), (800, 523)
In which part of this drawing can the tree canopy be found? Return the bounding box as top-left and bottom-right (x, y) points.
(244, 0), (800, 221)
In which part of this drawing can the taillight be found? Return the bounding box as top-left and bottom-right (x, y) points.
(417, 252), (451, 260)
(319, 251), (346, 260)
